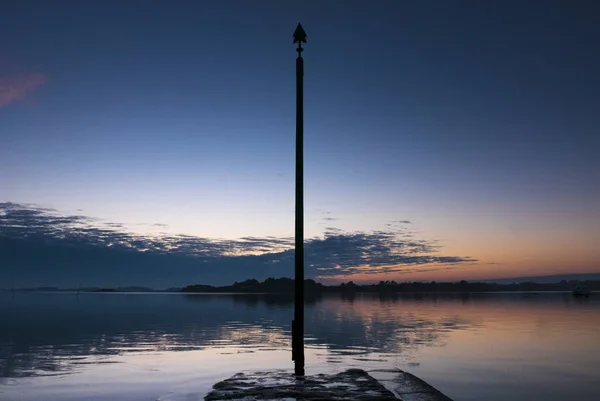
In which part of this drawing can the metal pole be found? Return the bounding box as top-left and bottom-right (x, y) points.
(292, 23), (306, 377)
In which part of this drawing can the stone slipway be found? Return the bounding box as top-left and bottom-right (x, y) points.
(370, 369), (452, 401)
(204, 368), (452, 400)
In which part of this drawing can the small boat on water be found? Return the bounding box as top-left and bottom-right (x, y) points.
(572, 285), (592, 297)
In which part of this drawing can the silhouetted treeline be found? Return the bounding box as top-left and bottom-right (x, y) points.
(181, 277), (324, 294)
(10, 278), (599, 293)
(180, 278), (600, 293)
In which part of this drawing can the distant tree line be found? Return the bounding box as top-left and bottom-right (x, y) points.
(10, 278), (598, 293)
(181, 277), (324, 294)
(180, 278), (600, 293)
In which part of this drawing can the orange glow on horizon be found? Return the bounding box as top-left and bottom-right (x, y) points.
(318, 257), (600, 283)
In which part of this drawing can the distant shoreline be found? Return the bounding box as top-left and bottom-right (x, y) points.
(4, 277), (599, 294)
(4, 290), (598, 295)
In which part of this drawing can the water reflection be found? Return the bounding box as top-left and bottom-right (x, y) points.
(0, 292), (481, 378)
(2, 291), (599, 401)
(1, 292), (599, 382)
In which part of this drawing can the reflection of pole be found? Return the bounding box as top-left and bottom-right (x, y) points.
(292, 22), (306, 377)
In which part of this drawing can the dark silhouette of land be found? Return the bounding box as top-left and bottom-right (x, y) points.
(7, 277), (599, 293)
(481, 272), (600, 284)
(9, 286), (159, 293)
(180, 277), (600, 294)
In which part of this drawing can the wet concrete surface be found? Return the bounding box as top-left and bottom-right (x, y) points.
(204, 368), (452, 400)
(370, 369), (452, 401)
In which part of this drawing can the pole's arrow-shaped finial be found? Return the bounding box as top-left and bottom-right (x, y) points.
(293, 23), (307, 44)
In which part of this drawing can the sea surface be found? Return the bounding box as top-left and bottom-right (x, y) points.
(1, 291), (599, 401)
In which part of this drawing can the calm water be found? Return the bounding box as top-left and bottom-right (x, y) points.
(1, 292), (599, 401)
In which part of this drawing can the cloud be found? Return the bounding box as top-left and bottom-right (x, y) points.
(0, 73), (47, 108)
(0, 202), (476, 287)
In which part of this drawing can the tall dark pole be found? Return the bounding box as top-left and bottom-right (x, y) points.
(292, 22), (306, 377)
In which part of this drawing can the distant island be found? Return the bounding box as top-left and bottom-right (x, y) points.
(9, 286), (163, 293)
(180, 277), (600, 294)
(6, 277), (599, 294)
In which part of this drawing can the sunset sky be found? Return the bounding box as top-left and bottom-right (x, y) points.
(1, 1), (599, 287)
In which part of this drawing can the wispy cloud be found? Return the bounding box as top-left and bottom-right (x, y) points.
(0, 202), (476, 286)
(0, 73), (47, 108)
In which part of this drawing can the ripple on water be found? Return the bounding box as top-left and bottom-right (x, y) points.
(1, 292), (600, 401)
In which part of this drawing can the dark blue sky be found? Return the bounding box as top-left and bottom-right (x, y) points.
(1, 1), (599, 285)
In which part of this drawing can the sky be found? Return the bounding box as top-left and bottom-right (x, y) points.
(1, 1), (599, 287)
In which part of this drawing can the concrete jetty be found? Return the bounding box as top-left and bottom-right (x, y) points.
(204, 368), (452, 400)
